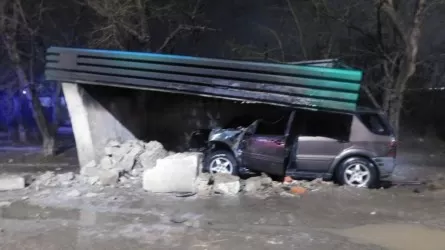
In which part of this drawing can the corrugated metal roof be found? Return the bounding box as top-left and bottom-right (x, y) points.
(45, 47), (363, 112)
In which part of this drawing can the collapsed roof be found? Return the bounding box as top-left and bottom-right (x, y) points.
(45, 47), (363, 112)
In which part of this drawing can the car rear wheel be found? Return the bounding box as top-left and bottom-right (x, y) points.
(337, 157), (377, 188)
(204, 150), (238, 176)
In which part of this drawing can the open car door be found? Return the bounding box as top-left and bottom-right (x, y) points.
(240, 111), (295, 176)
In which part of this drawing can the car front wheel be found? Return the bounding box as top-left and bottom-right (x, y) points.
(204, 150), (238, 176)
(337, 157), (378, 188)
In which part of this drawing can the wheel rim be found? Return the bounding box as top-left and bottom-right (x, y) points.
(344, 163), (371, 187)
(209, 157), (233, 174)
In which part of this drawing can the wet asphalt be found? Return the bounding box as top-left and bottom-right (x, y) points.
(1, 180), (445, 250)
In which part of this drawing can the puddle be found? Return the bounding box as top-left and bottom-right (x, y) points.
(0, 201), (160, 225)
(330, 223), (445, 250)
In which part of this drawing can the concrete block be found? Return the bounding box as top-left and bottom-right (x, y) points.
(0, 175), (26, 191)
(80, 165), (119, 186)
(213, 174), (240, 196)
(139, 141), (168, 170)
(244, 175), (273, 193)
(117, 144), (144, 172)
(99, 156), (115, 170)
(143, 153), (202, 193)
(98, 170), (120, 186)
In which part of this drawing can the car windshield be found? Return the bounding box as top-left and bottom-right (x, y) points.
(358, 112), (392, 135)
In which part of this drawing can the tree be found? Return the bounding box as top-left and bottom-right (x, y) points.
(228, 0), (438, 137)
(376, 0), (428, 135)
(0, 0), (57, 155)
(83, 0), (213, 52)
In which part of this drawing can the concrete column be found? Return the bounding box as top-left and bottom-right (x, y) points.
(62, 82), (96, 167)
(62, 82), (136, 167)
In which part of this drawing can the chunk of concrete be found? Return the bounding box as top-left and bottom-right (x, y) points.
(143, 153), (201, 193)
(98, 170), (119, 186)
(57, 172), (75, 183)
(80, 165), (119, 186)
(0, 175), (26, 191)
(244, 174), (273, 193)
(99, 156), (115, 170)
(83, 160), (97, 169)
(104, 140), (121, 156)
(0, 201), (12, 207)
(36, 171), (57, 186)
(66, 189), (81, 197)
(213, 173), (240, 196)
(112, 140), (134, 160)
(116, 144), (144, 172)
(139, 141), (168, 170)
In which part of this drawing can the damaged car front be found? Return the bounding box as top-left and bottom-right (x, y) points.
(198, 120), (258, 175)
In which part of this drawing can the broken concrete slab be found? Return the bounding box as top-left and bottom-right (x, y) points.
(104, 140), (121, 156)
(98, 170), (120, 186)
(139, 141), (168, 169)
(35, 171), (57, 186)
(57, 172), (75, 183)
(213, 173), (240, 196)
(0, 201), (12, 207)
(66, 189), (82, 197)
(244, 174), (273, 193)
(0, 175), (26, 191)
(110, 142), (133, 162)
(117, 144), (144, 172)
(143, 152), (202, 193)
(99, 156), (115, 170)
(80, 165), (120, 186)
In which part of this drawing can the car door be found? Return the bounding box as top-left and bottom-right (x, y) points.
(240, 112), (294, 176)
(294, 111), (352, 172)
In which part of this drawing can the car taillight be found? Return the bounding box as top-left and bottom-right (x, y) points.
(388, 138), (397, 157)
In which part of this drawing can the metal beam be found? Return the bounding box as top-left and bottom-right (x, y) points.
(45, 47), (363, 112)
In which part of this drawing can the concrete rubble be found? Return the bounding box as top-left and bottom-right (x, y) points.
(81, 140), (169, 186)
(0, 175), (26, 191)
(143, 152), (202, 193)
(23, 139), (334, 198)
(213, 174), (241, 196)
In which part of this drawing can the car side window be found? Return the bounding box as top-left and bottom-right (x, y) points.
(300, 111), (352, 140)
(255, 117), (288, 135)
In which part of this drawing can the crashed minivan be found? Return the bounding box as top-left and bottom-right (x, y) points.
(199, 107), (396, 188)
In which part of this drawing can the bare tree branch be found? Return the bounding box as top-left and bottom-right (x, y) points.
(285, 0), (308, 59)
(156, 24), (214, 53)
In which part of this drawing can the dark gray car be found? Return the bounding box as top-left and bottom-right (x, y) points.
(202, 108), (396, 188)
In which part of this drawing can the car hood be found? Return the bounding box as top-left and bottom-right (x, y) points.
(208, 128), (244, 147)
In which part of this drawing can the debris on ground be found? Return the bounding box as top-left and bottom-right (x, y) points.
(289, 186), (307, 195)
(143, 152), (203, 193)
(413, 174), (445, 193)
(66, 189), (81, 197)
(284, 178), (333, 192)
(0, 175), (26, 191)
(212, 173), (241, 196)
(243, 173), (273, 193)
(82, 140), (170, 186)
(22, 139), (334, 199)
(195, 173), (213, 197)
(0, 201), (12, 207)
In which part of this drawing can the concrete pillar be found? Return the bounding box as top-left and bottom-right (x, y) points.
(62, 82), (136, 167)
(62, 83), (96, 167)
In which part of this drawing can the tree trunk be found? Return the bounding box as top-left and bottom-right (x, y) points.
(29, 86), (56, 156)
(17, 95), (28, 143)
(387, 92), (403, 137)
(51, 84), (62, 132)
(379, 0), (427, 138)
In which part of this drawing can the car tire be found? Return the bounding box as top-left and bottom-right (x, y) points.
(204, 150), (238, 176)
(336, 157), (378, 188)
